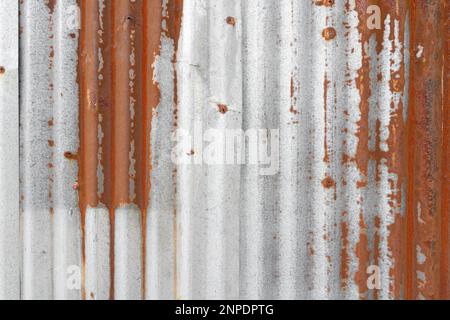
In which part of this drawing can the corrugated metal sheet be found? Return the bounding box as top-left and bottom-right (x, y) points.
(0, 0), (447, 300)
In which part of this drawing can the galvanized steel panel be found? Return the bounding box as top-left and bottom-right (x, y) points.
(0, 0), (447, 300)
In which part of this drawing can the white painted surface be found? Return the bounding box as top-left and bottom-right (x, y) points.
(0, 0), (19, 301)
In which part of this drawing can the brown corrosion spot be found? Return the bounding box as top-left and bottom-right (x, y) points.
(226, 16), (236, 26)
(48, 119), (54, 127)
(217, 104), (228, 114)
(322, 27), (336, 40)
(0, 66), (5, 75)
(187, 149), (195, 156)
(69, 33), (76, 39)
(315, 0), (334, 6)
(64, 151), (77, 160)
(356, 179), (367, 188)
(48, 140), (55, 147)
(322, 176), (336, 189)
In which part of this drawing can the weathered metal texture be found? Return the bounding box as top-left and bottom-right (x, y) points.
(0, 0), (447, 300)
(0, 0), (19, 301)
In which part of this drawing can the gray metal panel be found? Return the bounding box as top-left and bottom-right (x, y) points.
(0, 0), (448, 300)
(0, 0), (20, 301)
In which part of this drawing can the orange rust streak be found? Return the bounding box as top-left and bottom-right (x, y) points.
(111, 0), (132, 207)
(79, 0), (100, 300)
(140, 0), (163, 299)
(406, 0), (416, 300)
(356, 0), (409, 299)
(354, 2), (372, 297)
(409, 0), (445, 299)
(99, 1), (113, 211)
(79, 0), (100, 213)
(385, 1), (408, 300)
(441, 0), (450, 300)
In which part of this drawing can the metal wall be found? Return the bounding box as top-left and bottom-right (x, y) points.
(0, 0), (448, 300)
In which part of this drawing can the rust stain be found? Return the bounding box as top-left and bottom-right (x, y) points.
(0, 66), (5, 75)
(226, 16), (236, 26)
(341, 217), (350, 290)
(217, 104), (228, 114)
(315, 0), (335, 7)
(78, 0), (183, 300)
(79, 0), (99, 300)
(321, 176), (336, 189)
(46, 0), (56, 14)
(71, 0), (448, 300)
(322, 27), (336, 41)
(404, 0), (447, 300)
(165, 0), (184, 299)
(442, 0), (450, 299)
(64, 151), (77, 161)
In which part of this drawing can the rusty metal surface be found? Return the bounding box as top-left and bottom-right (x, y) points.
(0, 0), (447, 300)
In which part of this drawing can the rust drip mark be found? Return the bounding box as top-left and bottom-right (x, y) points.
(323, 74), (330, 163)
(46, 0), (56, 14)
(226, 16), (236, 26)
(322, 27), (336, 41)
(217, 104), (228, 114)
(165, 0), (184, 299)
(0, 66), (5, 75)
(138, 0), (165, 300)
(111, 0), (134, 208)
(290, 76), (299, 115)
(79, 0), (100, 300)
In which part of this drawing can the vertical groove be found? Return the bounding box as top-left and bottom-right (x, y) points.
(11, 0), (449, 301)
(408, 0), (445, 299)
(406, 0), (416, 300)
(441, 0), (449, 300)
(79, 0), (100, 299)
